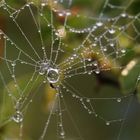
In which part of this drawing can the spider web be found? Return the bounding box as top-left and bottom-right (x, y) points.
(0, 0), (140, 140)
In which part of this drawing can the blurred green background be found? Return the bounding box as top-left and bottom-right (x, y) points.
(0, 0), (140, 140)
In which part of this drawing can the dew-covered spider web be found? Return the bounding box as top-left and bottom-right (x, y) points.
(0, 0), (140, 140)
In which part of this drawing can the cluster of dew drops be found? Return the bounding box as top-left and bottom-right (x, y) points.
(1, 0), (139, 134)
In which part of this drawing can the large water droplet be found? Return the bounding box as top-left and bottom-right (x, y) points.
(12, 111), (23, 123)
(47, 68), (60, 84)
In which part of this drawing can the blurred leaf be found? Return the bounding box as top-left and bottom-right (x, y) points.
(119, 58), (140, 94)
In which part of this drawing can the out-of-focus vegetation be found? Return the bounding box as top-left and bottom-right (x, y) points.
(0, 0), (140, 140)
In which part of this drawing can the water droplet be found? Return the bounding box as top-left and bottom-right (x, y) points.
(59, 123), (62, 127)
(53, 0), (58, 4)
(43, 80), (47, 83)
(121, 49), (126, 54)
(55, 27), (66, 38)
(88, 111), (92, 114)
(93, 26), (97, 29)
(121, 13), (127, 18)
(59, 112), (62, 116)
(26, 4), (30, 7)
(109, 29), (116, 34)
(70, 57), (74, 60)
(93, 61), (98, 66)
(60, 131), (65, 136)
(66, 89), (69, 92)
(72, 94), (76, 97)
(94, 37), (98, 40)
(106, 121), (110, 126)
(73, 54), (77, 57)
(103, 47), (107, 52)
(138, 75), (140, 81)
(30, 100), (33, 103)
(95, 114), (98, 117)
(41, 3), (47, 7)
(87, 58), (92, 61)
(39, 71), (45, 75)
(96, 22), (103, 27)
(66, 11), (71, 16)
(40, 13), (43, 16)
(39, 62), (50, 75)
(14, 84), (17, 87)
(117, 98), (121, 103)
(95, 69), (100, 74)
(86, 99), (90, 102)
(47, 68), (60, 84)
(12, 111), (23, 123)
(10, 15), (13, 18)
(110, 43), (115, 47)
(58, 12), (64, 17)
(11, 74), (15, 78)
(11, 62), (16, 66)
(11, 42), (14, 45)
(93, 43), (97, 47)
(88, 71), (92, 75)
